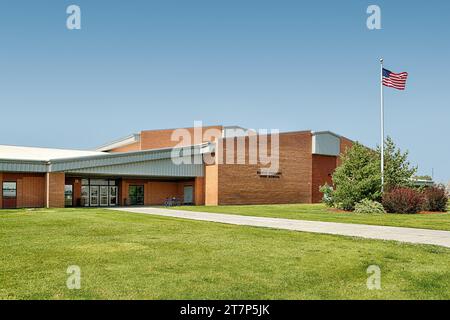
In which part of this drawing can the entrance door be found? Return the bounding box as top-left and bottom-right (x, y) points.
(183, 186), (193, 204)
(90, 186), (99, 207)
(109, 186), (118, 206)
(81, 186), (89, 207)
(128, 185), (144, 206)
(99, 186), (109, 206)
(64, 184), (73, 207)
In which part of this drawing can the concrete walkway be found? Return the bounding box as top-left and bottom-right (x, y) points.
(110, 207), (450, 248)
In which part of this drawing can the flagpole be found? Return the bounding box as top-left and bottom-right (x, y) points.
(380, 58), (385, 193)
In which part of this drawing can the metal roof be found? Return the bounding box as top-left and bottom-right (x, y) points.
(0, 144), (105, 161)
(0, 143), (209, 177)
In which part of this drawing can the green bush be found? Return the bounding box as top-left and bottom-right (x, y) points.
(329, 143), (381, 210)
(354, 199), (386, 214)
(321, 137), (417, 211)
(319, 184), (334, 207)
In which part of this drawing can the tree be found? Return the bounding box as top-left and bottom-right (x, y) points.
(323, 137), (417, 211)
(378, 136), (417, 190)
(329, 142), (381, 210)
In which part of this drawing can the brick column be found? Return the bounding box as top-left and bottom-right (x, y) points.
(45, 172), (65, 208)
(120, 179), (128, 206)
(194, 177), (205, 205)
(205, 164), (218, 206)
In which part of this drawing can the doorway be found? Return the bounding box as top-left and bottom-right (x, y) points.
(79, 178), (118, 207)
(90, 186), (99, 206)
(64, 184), (73, 207)
(183, 185), (193, 205)
(128, 185), (144, 206)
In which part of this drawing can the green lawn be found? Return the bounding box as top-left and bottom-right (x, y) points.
(175, 204), (450, 231)
(0, 208), (449, 299)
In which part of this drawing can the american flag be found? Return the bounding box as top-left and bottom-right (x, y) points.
(382, 68), (408, 90)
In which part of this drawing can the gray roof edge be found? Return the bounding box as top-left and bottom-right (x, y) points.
(311, 131), (342, 139)
(50, 142), (211, 164)
(0, 158), (49, 165)
(94, 133), (140, 151)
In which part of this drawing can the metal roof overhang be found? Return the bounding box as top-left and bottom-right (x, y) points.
(0, 159), (48, 173)
(0, 143), (210, 178)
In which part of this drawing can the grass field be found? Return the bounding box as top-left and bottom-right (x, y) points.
(175, 204), (450, 231)
(1, 208), (449, 300)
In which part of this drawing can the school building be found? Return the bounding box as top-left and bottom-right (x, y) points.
(0, 126), (352, 209)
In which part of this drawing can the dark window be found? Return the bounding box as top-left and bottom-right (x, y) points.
(129, 185), (144, 206)
(3, 182), (17, 198)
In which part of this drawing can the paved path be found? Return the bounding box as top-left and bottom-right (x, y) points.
(110, 207), (450, 248)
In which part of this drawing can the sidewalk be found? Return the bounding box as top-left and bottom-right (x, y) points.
(110, 207), (450, 248)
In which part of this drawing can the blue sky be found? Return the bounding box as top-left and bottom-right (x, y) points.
(0, 0), (449, 182)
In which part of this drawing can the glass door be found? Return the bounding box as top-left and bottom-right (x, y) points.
(64, 185), (73, 207)
(109, 186), (118, 206)
(100, 186), (108, 206)
(81, 186), (89, 206)
(183, 186), (193, 204)
(90, 186), (99, 207)
(79, 179), (119, 207)
(129, 185), (144, 205)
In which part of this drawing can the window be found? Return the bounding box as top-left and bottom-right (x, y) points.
(64, 185), (73, 207)
(90, 179), (109, 186)
(3, 182), (17, 198)
(128, 185), (144, 206)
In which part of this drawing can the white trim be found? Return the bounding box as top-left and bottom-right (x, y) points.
(95, 134), (140, 152)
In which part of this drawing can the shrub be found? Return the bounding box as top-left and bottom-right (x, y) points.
(354, 199), (386, 214)
(323, 137), (417, 211)
(423, 185), (448, 212)
(382, 187), (424, 214)
(379, 137), (417, 190)
(319, 184), (334, 207)
(330, 143), (381, 211)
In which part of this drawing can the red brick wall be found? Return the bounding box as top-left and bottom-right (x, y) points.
(205, 164), (219, 205)
(120, 178), (149, 206)
(194, 177), (205, 205)
(0, 173), (45, 208)
(216, 131), (313, 205)
(337, 137), (354, 167)
(119, 179), (196, 206)
(140, 126), (223, 150)
(147, 181), (180, 205)
(109, 142), (141, 153)
(311, 155), (337, 203)
(46, 173), (65, 208)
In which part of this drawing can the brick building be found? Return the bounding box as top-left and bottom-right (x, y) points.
(0, 126), (352, 209)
